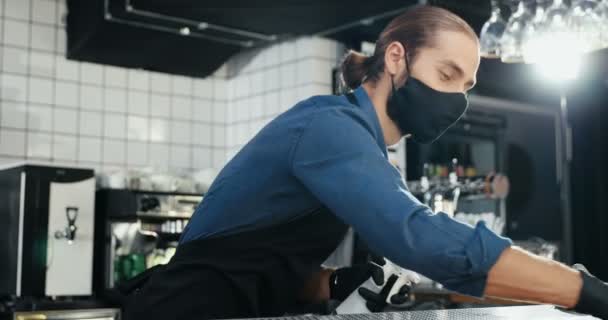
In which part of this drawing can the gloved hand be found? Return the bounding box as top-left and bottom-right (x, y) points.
(328, 255), (385, 301)
(572, 263), (608, 320)
(329, 256), (417, 312)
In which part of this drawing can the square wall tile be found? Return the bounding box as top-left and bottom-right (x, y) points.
(30, 24), (55, 52)
(28, 77), (53, 104)
(2, 74), (28, 102)
(171, 76), (192, 96)
(53, 108), (77, 134)
(127, 115), (148, 141)
(0, 129), (26, 157)
(169, 145), (190, 169)
(150, 94), (170, 118)
(78, 136), (101, 162)
(149, 118), (169, 142)
(5, 0), (30, 20)
(148, 143), (169, 169)
(103, 113), (126, 139)
(28, 51), (53, 77)
(2, 46), (29, 74)
(81, 62), (103, 84)
(170, 120), (191, 144)
(150, 72), (170, 94)
(55, 81), (78, 107)
(128, 91), (149, 116)
(27, 104), (53, 131)
(27, 131), (52, 158)
(1, 101), (27, 129)
(192, 122), (211, 146)
(55, 57), (80, 81)
(171, 96), (192, 120)
(32, 0), (57, 25)
(193, 78), (213, 99)
(105, 66), (127, 87)
(102, 139), (125, 164)
(192, 147), (212, 169)
(3, 19), (29, 47)
(52, 134), (77, 160)
(104, 88), (126, 112)
(79, 111), (102, 136)
(128, 69), (149, 91)
(192, 99), (213, 122)
(127, 141), (148, 166)
(80, 85), (103, 110)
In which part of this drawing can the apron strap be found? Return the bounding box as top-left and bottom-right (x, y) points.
(345, 92), (360, 107)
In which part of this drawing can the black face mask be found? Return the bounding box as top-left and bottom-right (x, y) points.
(386, 57), (469, 144)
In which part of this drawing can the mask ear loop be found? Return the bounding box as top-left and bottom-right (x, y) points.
(392, 49), (411, 94)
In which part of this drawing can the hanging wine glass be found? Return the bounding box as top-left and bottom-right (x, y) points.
(480, 0), (507, 58)
(568, 0), (602, 52)
(523, 0), (553, 63)
(593, 0), (608, 48)
(500, 1), (535, 63)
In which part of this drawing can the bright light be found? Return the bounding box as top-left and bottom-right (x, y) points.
(523, 30), (584, 81)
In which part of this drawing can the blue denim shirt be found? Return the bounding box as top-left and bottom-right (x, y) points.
(181, 86), (512, 297)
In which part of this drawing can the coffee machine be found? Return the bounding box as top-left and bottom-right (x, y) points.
(94, 189), (202, 292)
(0, 164), (96, 299)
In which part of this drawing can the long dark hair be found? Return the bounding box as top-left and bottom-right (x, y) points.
(340, 5), (477, 90)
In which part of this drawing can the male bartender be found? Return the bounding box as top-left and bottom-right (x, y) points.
(123, 5), (608, 320)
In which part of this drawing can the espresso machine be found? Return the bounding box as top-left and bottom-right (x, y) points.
(94, 189), (202, 292)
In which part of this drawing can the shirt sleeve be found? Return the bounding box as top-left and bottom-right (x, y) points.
(290, 107), (512, 297)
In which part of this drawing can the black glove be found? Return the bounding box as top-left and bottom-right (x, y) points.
(328, 261), (383, 301)
(357, 275), (412, 312)
(573, 264), (608, 320)
(328, 256), (411, 312)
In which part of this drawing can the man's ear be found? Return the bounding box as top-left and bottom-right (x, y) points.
(384, 41), (406, 77)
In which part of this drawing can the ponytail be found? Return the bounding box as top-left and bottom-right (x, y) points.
(340, 50), (370, 90)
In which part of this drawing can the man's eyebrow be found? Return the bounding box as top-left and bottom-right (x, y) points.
(438, 59), (464, 77)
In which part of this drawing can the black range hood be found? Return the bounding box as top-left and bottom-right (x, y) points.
(66, 0), (426, 78)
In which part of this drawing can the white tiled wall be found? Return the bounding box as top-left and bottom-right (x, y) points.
(223, 37), (345, 161)
(0, 0), (345, 173)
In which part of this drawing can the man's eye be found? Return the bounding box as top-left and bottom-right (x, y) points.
(440, 72), (451, 81)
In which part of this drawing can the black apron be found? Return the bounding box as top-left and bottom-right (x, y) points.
(122, 207), (352, 320)
(122, 93), (360, 320)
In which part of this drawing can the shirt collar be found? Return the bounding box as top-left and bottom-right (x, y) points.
(352, 86), (388, 157)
